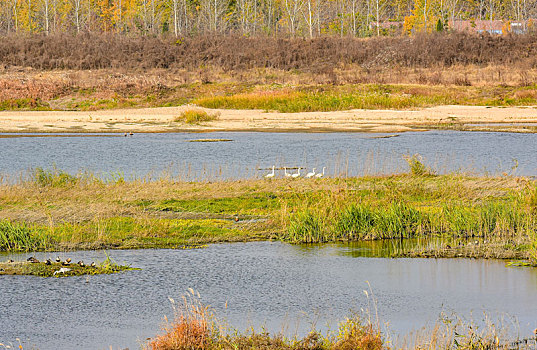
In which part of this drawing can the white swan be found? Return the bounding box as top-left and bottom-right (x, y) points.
(305, 168), (316, 178)
(284, 167), (292, 177)
(291, 168), (301, 178)
(264, 166), (275, 179)
(315, 167), (326, 178)
(53, 267), (71, 276)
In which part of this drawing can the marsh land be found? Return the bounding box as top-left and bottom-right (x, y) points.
(1, 167), (536, 264)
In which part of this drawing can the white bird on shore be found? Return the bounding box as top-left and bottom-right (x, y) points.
(284, 167), (292, 177)
(291, 168), (301, 178)
(53, 267), (71, 276)
(305, 168), (316, 178)
(315, 167), (326, 178)
(264, 166), (275, 179)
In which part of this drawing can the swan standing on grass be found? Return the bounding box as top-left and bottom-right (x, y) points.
(305, 168), (316, 178)
(291, 168), (301, 178)
(264, 166), (275, 179)
(315, 167), (326, 178)
(284, 167), (292, 177)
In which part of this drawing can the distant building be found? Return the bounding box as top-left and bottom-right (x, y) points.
(449, 20), (505, 34)
(371, 19), (533, 35)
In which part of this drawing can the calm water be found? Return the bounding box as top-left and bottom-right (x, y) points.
(1, 242), (537, 350)
(1, 131), (537, 180)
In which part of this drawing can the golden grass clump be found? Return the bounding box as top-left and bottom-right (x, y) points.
(333, 317), (383, 350)
(175, 109), (218, 124)
(148, 290), (212, 350)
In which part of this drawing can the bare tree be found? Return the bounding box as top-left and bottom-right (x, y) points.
(284, 0), (304, 36)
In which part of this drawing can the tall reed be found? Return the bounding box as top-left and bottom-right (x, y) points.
(280, 200), (534, 244)
(0, 220), (49, 251)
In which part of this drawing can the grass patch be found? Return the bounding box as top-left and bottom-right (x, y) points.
(32, 167), (79, 187)
(0, 220), (50, 251)
(0, 98), (50, 111)
(194, 84), (537, 112)
(279, 199), (535, 244)
(175, 109), (219, 124)
(194, 87), (451, 112)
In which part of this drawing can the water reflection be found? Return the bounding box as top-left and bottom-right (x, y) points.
(294, 236), (481, 258)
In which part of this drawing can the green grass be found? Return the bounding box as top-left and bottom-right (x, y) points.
(280, 198), (535, 243)
(0, 220), (50, 251)
(194, 88), (451, 112)
(32, 167), (79, 187)
(0, 98), (51, 111)
(194, 84), (537, 112)
(46, 216), (255, 249)
(146, 193), (280, 215)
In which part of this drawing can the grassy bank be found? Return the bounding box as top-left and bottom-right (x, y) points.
(146, 291), (537, 350)
(0, 166), (536, 262)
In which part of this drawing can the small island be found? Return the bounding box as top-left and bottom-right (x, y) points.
(0, 257), (137, 277)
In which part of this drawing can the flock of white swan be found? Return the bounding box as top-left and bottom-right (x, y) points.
(264, 166), (326, 179)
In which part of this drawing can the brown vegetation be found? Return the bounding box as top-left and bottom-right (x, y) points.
(1, 33), (537, 72)
(147, 291), (383, 350)
(1, 33), (537, 114)
(146, 291), (536, 350)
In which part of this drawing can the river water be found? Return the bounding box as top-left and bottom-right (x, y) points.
(1, 242), (537, 350)
(1, 130), (537, 180)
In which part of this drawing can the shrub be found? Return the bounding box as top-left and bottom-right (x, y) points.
(333, 317), (383, 350)
(32, 167), (78, 187)
(148, 291), (212, 350)
(404, 154), (429, 176)
(175, 109), (218, 124)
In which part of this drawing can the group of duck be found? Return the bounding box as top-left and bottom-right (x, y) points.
(24, 256), (96, 268)
(264, 166), (326, 179)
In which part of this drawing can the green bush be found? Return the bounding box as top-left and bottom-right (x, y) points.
(175, 109), (218, 124)
(33, 167), (78, 187)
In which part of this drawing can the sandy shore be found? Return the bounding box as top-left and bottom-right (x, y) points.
(1, 105), (537, 133)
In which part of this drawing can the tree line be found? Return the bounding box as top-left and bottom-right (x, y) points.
(0, 0), (536, 37)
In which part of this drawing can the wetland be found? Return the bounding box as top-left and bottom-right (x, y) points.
(1, 131), (537, 349)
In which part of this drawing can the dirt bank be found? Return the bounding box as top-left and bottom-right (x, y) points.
(1, 105), (537, 133)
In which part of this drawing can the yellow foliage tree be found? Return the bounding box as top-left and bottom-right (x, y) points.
(402, 0), (438, 34)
